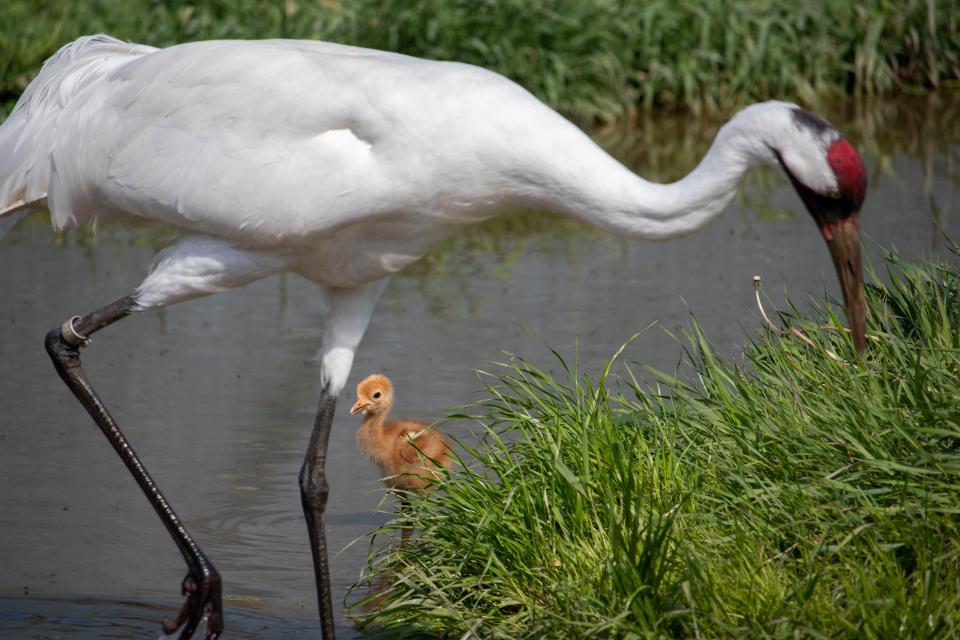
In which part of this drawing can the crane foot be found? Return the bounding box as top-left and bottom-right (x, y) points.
(163, 568), (223, 640)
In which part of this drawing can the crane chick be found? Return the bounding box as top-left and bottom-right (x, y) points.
(351, 374), (452, 495)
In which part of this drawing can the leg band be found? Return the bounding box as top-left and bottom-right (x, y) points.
(61, 316), (92, 347)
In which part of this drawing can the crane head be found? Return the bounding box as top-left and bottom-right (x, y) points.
(351, 374), (394, 416)
(771, 108), (868, 355)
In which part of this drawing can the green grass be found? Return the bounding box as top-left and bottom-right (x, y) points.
(2, 1), (959, 121)
(348, 248), (960, 638)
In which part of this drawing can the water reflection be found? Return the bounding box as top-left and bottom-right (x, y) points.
(0, 95), (958, 638)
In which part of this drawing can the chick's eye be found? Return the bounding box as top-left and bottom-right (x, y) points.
(373, 391), (381, 399)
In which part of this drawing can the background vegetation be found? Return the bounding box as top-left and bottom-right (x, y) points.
(350, 249), (960, 638)
(2, 0), (958, 121)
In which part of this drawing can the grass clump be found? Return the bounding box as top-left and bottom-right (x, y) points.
(349, 249), (960, 638)
(2, 1), (959, 121)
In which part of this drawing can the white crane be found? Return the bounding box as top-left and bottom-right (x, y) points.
(0, 35), (867, 640)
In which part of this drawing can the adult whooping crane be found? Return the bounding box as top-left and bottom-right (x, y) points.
(0, 35), (867, 640)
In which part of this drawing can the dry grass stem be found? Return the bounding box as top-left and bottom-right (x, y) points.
(752, 275), (845, 362)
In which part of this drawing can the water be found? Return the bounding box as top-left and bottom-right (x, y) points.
(1, 95), (958, 638)
(0, 595), (323, 638)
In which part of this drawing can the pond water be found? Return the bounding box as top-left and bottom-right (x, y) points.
(1, 94), (958, 638)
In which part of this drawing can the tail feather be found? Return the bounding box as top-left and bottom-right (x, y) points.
(0, 35), (156, 229)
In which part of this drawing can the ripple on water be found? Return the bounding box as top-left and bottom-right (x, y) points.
(0, 595), (340, 639)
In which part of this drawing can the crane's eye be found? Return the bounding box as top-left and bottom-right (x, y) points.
(827, 189), (842, 199)
(373, 391), (381, 399)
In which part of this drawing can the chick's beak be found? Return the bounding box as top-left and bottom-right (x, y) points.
(350, 400), (369, 415)
(822, 214), (866, 355)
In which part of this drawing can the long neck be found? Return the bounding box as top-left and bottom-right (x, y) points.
(531, 110), (774, 240)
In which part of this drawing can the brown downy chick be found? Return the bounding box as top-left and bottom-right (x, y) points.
(351, 374), (452, 493)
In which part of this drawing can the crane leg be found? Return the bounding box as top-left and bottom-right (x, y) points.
(300, 389), (338, 640)
(398, 496), (413, 544)
(44, 295), (222, 640)
(299, 280), (390, 640)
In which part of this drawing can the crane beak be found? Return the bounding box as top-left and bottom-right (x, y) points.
(822, 214), (866, 355)
(350, 400), (369, 415)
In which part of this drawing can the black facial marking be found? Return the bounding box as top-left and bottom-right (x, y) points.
(771, 147), (856, 226)
(791, 108), (833, 135)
